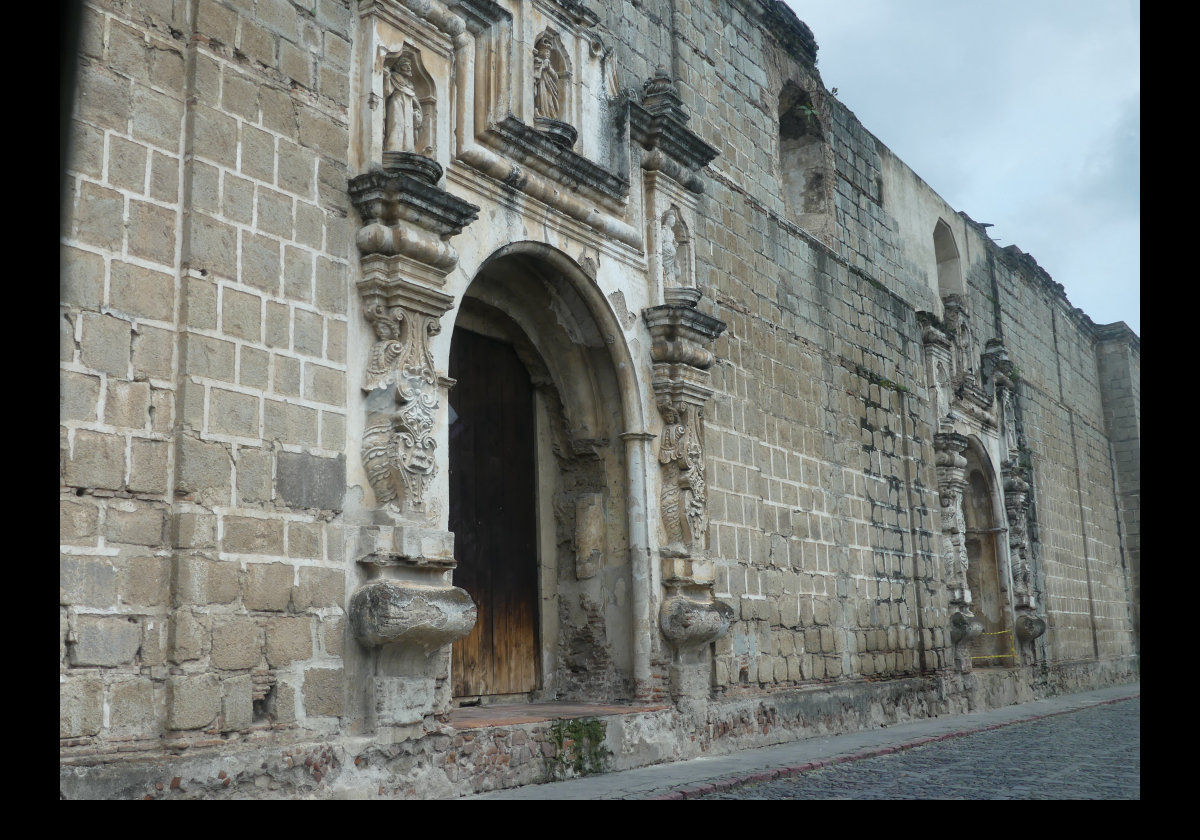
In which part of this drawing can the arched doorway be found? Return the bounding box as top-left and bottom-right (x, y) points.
(962, 440), (1013, 666)
(447, 244), (638, 704)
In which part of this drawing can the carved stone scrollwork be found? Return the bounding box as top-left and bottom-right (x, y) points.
(360, 282), (451, 512)
(644, 289), (725, 560)
(935, 431), (983, 651)
(660, 595), (734, 650)
(1015, 613), (1047, 643)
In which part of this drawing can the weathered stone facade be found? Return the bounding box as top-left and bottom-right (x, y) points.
(60, 0), (1138, 798)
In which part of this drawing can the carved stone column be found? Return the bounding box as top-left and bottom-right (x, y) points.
(643, 289), (731, 705)
(346, 162), (480, 732)
(934, 431), (982, 653)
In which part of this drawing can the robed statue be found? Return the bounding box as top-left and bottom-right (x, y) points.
(384, 54), (423, 153)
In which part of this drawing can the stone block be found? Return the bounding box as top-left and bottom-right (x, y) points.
(104, 504), (166, 546)
(241, 232), (281, 293)
(325, 320), (346, 364)
(315, 257), (347, 315)
(265, 616), (312, 666)
(293, 308), (323, 357)
(276, 451), (344, 511)
(176, 555), (240, 605)
(269, 680), (297, 724)
(302, 668), (344, 717)
(240, 346), (270, 390)
(131, 85), (184, 150)
(287, 521), (321, 559)
(129, 438), (170, 494)
(222, 171), (254, 224)
(284, 245), (313, 301)
(184, 333), (236, 381)
(60, 555), (117, 607)
(323, 616), (344, 657)
(70, 614), (142, 667)
(187, 213), (237, 279)
(194, 104), (238, 168)
(76, 68), (131, 133)
(237, 446), (273, 505)
(67, 119), (103, 178)
(81, 313), (131, 377)
(173, 511), (216, 549)
(209, 388), (259, 438)
(245, 562), (294, 611)
(60, 499), (99, 543)
(274, 355), (301, 396)
(211, 618), (264, 670)
(278, 140), (315, 197)
(120, 555), (170, 607)
(222, 674), (254, 731)
(105, 380), (151, 429)
(60, 371), (100, 422)
(108, 677), (157, 732)
(61, 245), (104, 309)
(176, 435), (232, 504)
(169, 609), (209, 662)
(223, 515), (285, 555)
(64, 429), (126, 490)
(150, 152), (179, 203)
(321, 411), (345, 450)
(257, 187), (294, 239)
(303, 363), (345, 406)
(264, 399), (318, 446)
(221, 68), (259, 121)
(294, 566), (344, 610)
(221, 287), (263, 342)
(111, 261), (175, 323)
(107, 135), (148, 193)
(241, 124), (276, 183)
(60, 674), (103, 738)
(167, 674), (220, 730)
(279, 40), (312, 87)
(191, 159), (219, 212)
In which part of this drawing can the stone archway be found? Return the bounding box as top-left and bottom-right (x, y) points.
(962, 438), (1013, 666)
(447, 243), (644, 704)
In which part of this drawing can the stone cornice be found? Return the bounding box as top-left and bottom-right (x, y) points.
(349, 167), (481, 239)
(485, 115), (630, 206)
(628, 70), (719, 179)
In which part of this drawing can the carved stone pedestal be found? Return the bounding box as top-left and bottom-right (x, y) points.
(347, 148), (480, 733)
(643, 288), (730, 707)
(349, 526), (476, 731)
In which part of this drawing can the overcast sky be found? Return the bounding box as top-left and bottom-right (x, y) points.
(784, 1), (1140, 334)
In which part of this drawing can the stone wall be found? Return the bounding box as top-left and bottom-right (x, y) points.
(61, 0), (1138, 797)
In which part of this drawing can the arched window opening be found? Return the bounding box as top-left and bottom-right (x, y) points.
(778, 82), (832, 235)
(934, 219), (963, 300)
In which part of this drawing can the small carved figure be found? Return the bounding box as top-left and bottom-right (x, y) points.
(533, 37), (560, 120)
(661, 209), (679, 285)
(384, 54), (423, 153)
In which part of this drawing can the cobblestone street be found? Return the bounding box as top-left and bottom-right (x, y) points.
(696, 697), (1140, 800)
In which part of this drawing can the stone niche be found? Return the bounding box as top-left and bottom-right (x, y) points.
(350, 2), (454, 175)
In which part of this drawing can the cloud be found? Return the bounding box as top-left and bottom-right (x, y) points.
(785, 0), (1140, 332)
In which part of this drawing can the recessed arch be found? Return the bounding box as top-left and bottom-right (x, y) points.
(934, 218), (964, 300)
(961, 436), (1012, 666)
(447, 242), (643, 704)
(778, 81), (834, 238)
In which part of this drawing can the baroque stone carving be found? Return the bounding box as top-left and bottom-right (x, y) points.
(660, 595), (734, 649)
(934, 431), (982, 647)
(630, 68), (719, 195)
(661, 206), (692, 289)
(360, 287), (450, 511)
(533, 35), (561, 120)
(350, 580), (476, 654)
(644, 289), (725, 558)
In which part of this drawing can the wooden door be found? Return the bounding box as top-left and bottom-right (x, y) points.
(449, 328), (540, 698)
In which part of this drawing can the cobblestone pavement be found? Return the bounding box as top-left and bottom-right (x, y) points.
(696, 697), (1140, 800)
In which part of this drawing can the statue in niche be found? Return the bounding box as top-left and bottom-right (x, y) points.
(533, 36), (561, 120)
(661, 210), (679, 286)
(383, 53), (423, 154)
(661, 207), (691, 288)
(659, 400), (706, 554)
